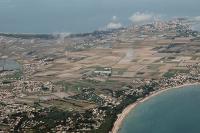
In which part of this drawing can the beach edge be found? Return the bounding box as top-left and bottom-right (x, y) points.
(111, 83), (200, 133)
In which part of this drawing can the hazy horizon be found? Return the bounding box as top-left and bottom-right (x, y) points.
(0, 0), (200, 33)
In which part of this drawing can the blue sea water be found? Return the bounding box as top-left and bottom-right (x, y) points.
(0, 0), (200, 33)
(119, 85), (200, 133)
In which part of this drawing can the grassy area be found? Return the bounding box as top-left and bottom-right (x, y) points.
(41, 99), (95, 112)
(55, 80), (71, 91)
(5, 70), (23, 80)
(56, 79), (121, 91)
(191, 55), (200, 60)
(55, 80), (99, 93)
(0, 70), (23, 85)
(163, 69), (189, 78)
(147, 64), (162, 70)
(112, 68), (126, 75)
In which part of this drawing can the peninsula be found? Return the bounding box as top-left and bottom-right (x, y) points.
(1, 18), (200, 132)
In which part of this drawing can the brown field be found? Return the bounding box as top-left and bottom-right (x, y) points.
(1, 31), (199, 86)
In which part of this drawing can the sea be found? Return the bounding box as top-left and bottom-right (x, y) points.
(0, 0), (200, 34)
(119, 85), (200, 133)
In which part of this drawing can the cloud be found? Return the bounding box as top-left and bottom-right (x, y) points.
(112, 16), (117, 21)
(129, 12), (156, 24)
(194, 16), (200, 21)
(106, 16), (122, 29)
(53, 32), (71, 44)
(106, 22), (122, 29)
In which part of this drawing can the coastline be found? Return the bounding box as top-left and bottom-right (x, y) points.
(0, 28), (122, 39)
(111, 82), (200, 133)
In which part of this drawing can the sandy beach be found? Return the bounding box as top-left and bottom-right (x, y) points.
(111, 83), (200, 133)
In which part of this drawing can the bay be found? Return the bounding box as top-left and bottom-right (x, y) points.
(119, 85), (200, 133)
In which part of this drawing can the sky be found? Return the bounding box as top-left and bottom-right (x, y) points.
(0, 0), (199, 33)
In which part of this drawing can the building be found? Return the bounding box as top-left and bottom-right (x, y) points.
(94, 67), (112, 76)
